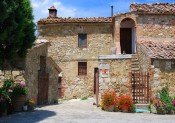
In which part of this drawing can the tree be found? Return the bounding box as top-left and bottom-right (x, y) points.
(0, 0), (36, 70)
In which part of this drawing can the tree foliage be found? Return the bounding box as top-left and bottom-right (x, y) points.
(0, 0), (36, 69)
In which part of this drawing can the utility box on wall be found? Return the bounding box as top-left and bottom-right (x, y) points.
(99, 63), (110, 78)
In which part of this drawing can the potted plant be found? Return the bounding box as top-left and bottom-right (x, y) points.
(0, 89), (10, 116)
(11, 80), (27, 112)
(27, 99), (35, 111)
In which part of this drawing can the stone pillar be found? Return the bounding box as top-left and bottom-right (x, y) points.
(114, 19), (121, 54)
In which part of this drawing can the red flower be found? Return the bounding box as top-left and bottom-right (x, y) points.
(119, 95), (133, 112)
(101, 90), (119, 110)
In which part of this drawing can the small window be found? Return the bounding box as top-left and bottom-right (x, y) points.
(172, 60), (175, 69)
(78, 62), (87, 75)
(78, 33), (87, 48)
(153, 60), (159, 68)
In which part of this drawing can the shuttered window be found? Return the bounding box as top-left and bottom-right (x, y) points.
(78, 33), (87, 48)
(78, 62), (87, 75)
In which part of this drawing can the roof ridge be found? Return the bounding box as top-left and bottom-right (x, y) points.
(130, 3), (175, 14)
(38, 17), (112, 24)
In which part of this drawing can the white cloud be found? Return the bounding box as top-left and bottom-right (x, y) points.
(30, 0), (77, 22)
(31, 2), (39, 8)
(54, 2), (76, 17)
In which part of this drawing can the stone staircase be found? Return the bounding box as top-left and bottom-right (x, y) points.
(131, 54), (140, 72)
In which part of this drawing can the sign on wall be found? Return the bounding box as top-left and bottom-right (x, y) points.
(99, 63), (110, 78)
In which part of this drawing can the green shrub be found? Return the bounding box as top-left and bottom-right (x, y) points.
(131, 104), (136, 113)
(81, 97), (88, 100)
(159, 86), (175, 113)
(3, 79), (14, 89)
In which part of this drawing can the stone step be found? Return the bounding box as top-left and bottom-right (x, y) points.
(132, 61), (139, 65)
(131, 59), (139, 62)
(131, 63), (140, 66)
(135, 104), (149, 110)
(131, 65), (140, 69)
(131, 64), (139, 66)
(131, 68), (140, 71)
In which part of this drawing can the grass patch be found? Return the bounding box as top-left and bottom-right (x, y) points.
(81, 97), (88, 100)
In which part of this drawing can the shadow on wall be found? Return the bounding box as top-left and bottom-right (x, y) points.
(0, 110), (56, 123)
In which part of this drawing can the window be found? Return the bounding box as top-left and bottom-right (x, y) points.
(78, 33), (87, 48)
(78, 62), (87, 75)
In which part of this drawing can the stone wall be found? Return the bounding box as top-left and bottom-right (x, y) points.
(0, 70), (25, 87)
(150, 59), (175, 97)
(47, 57), (60, 102)
(25, 43), (49, 101)
(137, 15), (175, 40)
(137, 44), (151, 72)
(38, 23), (113, 61)
(26, 43), (59, 103)
(60, 60), (99, 99)
(99, 59), (132, 97)
(38, 23), (113, 99)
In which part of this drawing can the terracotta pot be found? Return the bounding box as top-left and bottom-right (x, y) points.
(12, 95), (26, 112)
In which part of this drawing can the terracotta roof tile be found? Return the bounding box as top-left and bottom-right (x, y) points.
(38, 17), (112, 24)
(130, 3), (175, 14)
(139, 40), (175, 59)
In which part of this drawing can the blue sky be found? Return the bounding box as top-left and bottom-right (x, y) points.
(30, 0), (175, 22)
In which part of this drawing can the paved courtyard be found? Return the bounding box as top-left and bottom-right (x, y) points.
(1, 98), (175, 123)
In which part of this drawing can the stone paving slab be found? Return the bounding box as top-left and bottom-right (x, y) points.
(1, 98), (175, 123)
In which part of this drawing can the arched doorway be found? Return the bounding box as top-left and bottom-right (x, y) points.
(120, 18), (136, 54)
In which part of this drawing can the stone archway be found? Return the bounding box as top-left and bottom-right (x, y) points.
(120, 18), (136, 54)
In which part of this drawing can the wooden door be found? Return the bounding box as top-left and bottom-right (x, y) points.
(131, 72), (150, 104)
(120, 28), (132, 54)
(58, 77), (62, 99)
(94, 68), (99, 94)
(38, 56), (49, 105)
(94, 68), (99, 106)
(38, 72), (49, 105)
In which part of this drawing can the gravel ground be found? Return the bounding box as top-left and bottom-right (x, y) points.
(1, 98), (175, 123)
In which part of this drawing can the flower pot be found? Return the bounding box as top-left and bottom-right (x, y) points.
(12, 95), (26, 112)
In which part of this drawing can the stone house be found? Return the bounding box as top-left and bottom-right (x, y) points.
(38, 6), (113, 99)
(38, 3), (175, 103)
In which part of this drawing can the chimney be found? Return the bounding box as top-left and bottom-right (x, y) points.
(111, 5), (114, 17)
(48, 6), (57, 18)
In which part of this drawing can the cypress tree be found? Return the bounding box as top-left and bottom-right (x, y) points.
(0, 0), (36, 69)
